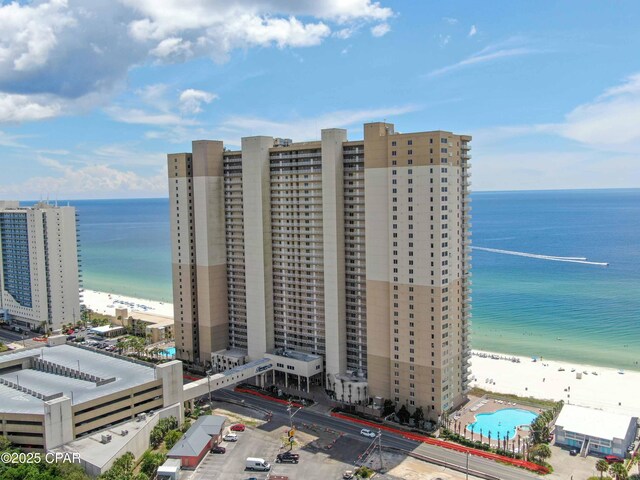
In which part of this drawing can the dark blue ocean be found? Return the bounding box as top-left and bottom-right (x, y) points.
(52, 189), (640, 370)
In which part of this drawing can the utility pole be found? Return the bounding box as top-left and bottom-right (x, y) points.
(206, 371), (212, 406)
(465, 450), (469, 480)
(377, 429), (383, 473)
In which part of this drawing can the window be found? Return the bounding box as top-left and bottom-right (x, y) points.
(408, 139), (413, 145)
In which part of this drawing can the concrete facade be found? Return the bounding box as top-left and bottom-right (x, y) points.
(0, 343), (183, 451)
(168, 123), (472, 419)
(0, 201), (81, 332)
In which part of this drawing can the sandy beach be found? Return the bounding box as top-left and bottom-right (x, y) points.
(82, 289), (174, 319)
(470, 350), (640, 416)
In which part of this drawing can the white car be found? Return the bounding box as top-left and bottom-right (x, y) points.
(360, 428), (376, 438)
(223, 433), (238, 442)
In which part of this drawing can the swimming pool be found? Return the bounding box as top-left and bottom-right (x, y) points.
(466, 408), (537, 439)
(161, 347), (176, 356)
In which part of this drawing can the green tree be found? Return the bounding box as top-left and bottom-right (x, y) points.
(530, 443), (552, 463)
(597, 459), (611, 479)
(181, 419), (192, 433)
(149, 427), (164, 448)
(397, 404), (411, 424)
(164, 430), (182, 449)
(412, 406), (425, 427)
(140, 450), (166, 478)
(610, 462), (628, 480)
(382, 399), (395, 416)
(99, 452), (137, 480)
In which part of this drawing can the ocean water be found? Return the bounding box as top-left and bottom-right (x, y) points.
(44, 189), (640, 370)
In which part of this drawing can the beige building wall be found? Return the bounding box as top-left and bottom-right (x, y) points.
(192, 141), (228, 362)
(242, 136), (275, 360)
(168, 153), (198, 363)
(167, 123), (471, 411)
(364, 122), (472, 419)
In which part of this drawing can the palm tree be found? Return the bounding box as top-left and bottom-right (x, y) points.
(470, 425), (474, 441)
(609, 462), (628, 480)
(596, 459), (610, 479)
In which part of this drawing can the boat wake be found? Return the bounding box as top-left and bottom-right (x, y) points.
(472, 246), (609, 266)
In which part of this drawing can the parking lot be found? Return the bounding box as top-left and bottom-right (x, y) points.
(187, 422), (362, 480)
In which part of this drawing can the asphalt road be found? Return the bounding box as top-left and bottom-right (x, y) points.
(214, 389), (540, 480)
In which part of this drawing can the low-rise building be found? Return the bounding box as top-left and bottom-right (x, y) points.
(0, 340), (183, 451)
(554, 404), (638, 457)
(166, 415), (226, 469)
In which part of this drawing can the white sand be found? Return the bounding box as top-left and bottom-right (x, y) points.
(470, 350), (640, 416)
(82, 289), (174, 319)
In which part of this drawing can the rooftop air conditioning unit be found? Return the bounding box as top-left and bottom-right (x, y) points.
(121, 430), (128, 436)
(101, 434), (112, 443)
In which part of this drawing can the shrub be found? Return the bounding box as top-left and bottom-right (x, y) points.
(164, 430), (183, 449)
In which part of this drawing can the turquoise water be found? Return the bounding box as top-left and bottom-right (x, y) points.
(36, 189), (640, 371)
(162, 347), (176, 357)
(467, 408), (538, 439)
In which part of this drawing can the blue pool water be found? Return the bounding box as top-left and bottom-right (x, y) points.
(161, 347), (176, 357)
(466, 408), (537, 439)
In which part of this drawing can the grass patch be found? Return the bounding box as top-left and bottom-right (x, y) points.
(469, 387), (558, 409)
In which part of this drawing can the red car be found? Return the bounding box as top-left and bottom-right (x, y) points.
(230, 423), (246, 432)
(605, 455), (623, 464)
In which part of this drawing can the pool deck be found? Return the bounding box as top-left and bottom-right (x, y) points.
(449, 395), (542, 449)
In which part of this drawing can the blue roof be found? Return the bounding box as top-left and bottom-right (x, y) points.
(167, 415), (226, 458)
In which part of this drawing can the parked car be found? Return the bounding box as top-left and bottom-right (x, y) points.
(276, 452), (299, 464)
(223, 433), (238, 442)
(211, 445), (226, 454)
(231, 423), (246, 432)
(605, 455), (623, 464)
(569, 449), (578, 456)
(360, 428), (376, 438)
(245, 457), (270, 471)
(343, 471), (354, 479)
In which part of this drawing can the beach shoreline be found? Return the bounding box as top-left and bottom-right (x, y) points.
(81, 289), (640, 416)
(470, 349), (640, 416)
(82, 289), (174, 319)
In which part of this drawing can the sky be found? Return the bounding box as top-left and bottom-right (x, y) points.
(0, 0), (639, 200)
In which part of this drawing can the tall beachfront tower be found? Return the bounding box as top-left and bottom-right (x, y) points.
(0, 201), (81, 332)
(167, 123), (472, 419)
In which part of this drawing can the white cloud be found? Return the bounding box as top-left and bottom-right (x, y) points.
(0, 155), (167, 200)
(472, 150), (640, 191)
(105, 106), (199, 126)
(220, 104), (418, 142)
(558, 73), (640, 153)
(0, 0), (76, 72)
(0, 92), (63, 122)
(0, 130), (26, 148)
(443, 17), (458, 25)
(0, 0), (394, 124)
(427, 39), (536, 77)
(468, 25), (477, 37)
(478, 72), (640, 155)
(179, 89), (217, 115)
(150, 37), (193, 60)
(371, 23), (390, 37)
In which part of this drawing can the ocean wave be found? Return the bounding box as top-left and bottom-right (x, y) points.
(472, 246), (609, 266)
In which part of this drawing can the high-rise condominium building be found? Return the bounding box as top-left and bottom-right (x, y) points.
(0, 201), (81, 332)
(168, 123), (472, 417)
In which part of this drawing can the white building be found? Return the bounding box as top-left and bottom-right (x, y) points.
(555, 404), (638, 457)
(0, 201), (81, 332)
